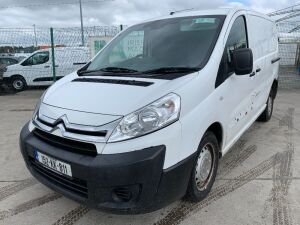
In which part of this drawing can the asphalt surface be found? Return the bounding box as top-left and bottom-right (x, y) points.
(0, 89), (299, 225)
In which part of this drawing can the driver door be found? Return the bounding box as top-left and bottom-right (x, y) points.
(21, 51), (52, 86)
(215, 15), (257, 150)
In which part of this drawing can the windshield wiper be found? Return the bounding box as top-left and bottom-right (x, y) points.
(100, 67), (138, 73)
(142, 67), (200, 75)
(78, 67), (138, 75)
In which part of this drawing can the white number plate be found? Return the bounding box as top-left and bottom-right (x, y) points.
(35, 151), (72, 177)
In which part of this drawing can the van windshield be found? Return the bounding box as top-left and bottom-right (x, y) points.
(86, 15), (226, 76)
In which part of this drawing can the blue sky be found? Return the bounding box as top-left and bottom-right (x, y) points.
(228, 0), (249, 4)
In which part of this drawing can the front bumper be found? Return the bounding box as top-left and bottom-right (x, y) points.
(0, 77), (9, 86)
(20, 122), (196, 214)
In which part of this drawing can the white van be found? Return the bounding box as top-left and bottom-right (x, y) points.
(3, 47), (89, 91)
(20, 7), (280, 213)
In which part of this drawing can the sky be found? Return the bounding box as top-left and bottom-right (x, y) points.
(0, 0), (299, 28)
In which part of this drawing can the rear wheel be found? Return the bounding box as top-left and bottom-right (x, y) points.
(185, 131), (219, 202)
(257, 92), (274, 122)
(10, 76), (27, 92)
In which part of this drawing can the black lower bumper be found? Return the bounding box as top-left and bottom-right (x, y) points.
(20, 122), (196, 214)
(1, 77), (8, 84)
(0, 77), (9, 86)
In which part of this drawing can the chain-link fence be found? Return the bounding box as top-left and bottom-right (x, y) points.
(0, 26), (121, 90)
(278, 21), (300, 89)
(1, 23), (300, 91)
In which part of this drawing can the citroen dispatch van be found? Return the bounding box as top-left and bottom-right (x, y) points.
(20, 7), (280, 213)
(3, 47), (89, 92)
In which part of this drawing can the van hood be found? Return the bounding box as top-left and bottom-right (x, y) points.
(2, 64), (20, 77)
(6, 64), (20, 70)
(43, 72), (196, 116)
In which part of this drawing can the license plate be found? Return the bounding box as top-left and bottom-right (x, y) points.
(34, 150), (72, 177)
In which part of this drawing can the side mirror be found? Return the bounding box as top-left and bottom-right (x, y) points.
(232, 48), (253, 75)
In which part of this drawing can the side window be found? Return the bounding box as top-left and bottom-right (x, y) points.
(215, 16), (248, 88)
(6, 58), (18, 65)
(9, 59), (18, 65)
(0, 58), (14, 65)
(0, 58), (6, 65)
(24, 51), (49, 66)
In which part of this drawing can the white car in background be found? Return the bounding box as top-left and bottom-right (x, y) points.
(2, 47), (89, 92)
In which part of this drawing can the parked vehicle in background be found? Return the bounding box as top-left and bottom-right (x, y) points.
(0, 56), (19, 67)
(2, 47), (89, 92)
(0, 56), (20, 85)
(20, 7), (279, 213)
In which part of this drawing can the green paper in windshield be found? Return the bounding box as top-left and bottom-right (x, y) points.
(193, 18), (216, 24)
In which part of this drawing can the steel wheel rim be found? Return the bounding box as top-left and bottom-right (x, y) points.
(195, 143), (215, 191)
(13, 80), (23, 90)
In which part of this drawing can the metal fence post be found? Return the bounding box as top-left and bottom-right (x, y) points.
(50, 27), (56, 82)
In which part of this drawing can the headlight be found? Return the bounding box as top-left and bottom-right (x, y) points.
(0, 67), (7, 72)
(108, 93), (181, 142)
(32, 90), (47, 120)
(0, 67), (6, 80)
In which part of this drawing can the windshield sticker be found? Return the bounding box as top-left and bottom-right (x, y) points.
(193, 18), (216, 24)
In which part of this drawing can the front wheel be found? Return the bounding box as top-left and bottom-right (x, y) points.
(185, 131), (219, 202)
(10, 76), (27, 92)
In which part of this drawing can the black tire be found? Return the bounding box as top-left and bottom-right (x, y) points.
(257, 91), (274, 122)
(10, 76), (27, 92)
(185, 131), (219, 202)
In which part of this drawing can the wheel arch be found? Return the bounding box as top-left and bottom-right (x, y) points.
(205, 122), (223, 158)
(10, 74), (27, 85)
(271, 79), (278, 99)
(7, 74), (27, 91)
(10, 74), (26, 80)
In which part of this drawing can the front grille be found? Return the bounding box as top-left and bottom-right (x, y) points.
(33, 128), (97, 156)
(29, 158), (88, 198)
(37, 117), (107, 137)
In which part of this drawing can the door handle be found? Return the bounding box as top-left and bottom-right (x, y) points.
(44, 65), (50, 68)
(271, 57), (281, 64)
(55, 65), (59, 67)
(256, 68), (261, 73)
(250, 71), (256, 77)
